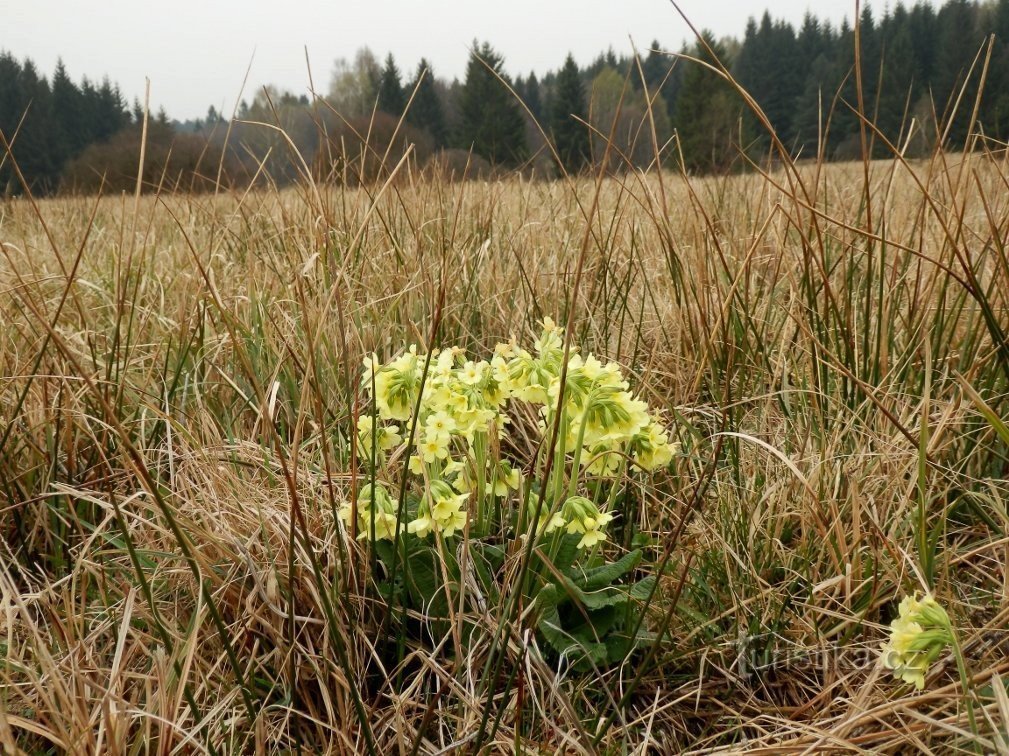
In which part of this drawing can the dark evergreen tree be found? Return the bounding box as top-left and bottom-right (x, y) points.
(734, 12), (802, 148)
(524, 72), (543, 121)
(674, 32), (740, 172)
(457, 42), (527, 165)
(95, 77), (127, 142)
(50, 59), (82, 166)
(377, 53), (406, 116)
(935, 0), (982, 144)
(550, 53), (589, 173)
(1, 56), (56, 193)
(406, 59), (447, 147)
(908, 1), (939, 85)
(641, 41), (667, 91)
(876, 4), (918, 147)
(983, 0), (1009, 139)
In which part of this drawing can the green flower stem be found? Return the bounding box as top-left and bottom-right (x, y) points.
(603, 459), (627, 514)
(566, 405), (591, 500)
(473, 431), (487, 533)
(555, 410), (571, 505)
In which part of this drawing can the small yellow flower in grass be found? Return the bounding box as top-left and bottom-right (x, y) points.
(339, 483), (400, 542)
(576, 523), (609, 549)
(485, 461), (522, 497)
(561, 496), (615, 549)
(409, 480), (469, 539)
(356, 415), (402, 454)
(881, 592), (953, 690)
(524, 499), (566, 536)
(425, 410), (456, 438)
(540, 510), (567, 534)
(419, 431), (451, 463)
(459, 360), (485, 385)
(407, 512), (435, 539)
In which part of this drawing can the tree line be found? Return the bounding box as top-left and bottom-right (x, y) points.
(3, 0), (1009, 195)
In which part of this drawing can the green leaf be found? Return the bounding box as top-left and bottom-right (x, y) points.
(560, 577), (628, 610)
(553, 533), (581, 573)
(628, 575), (658, 602)
(570, 549), (642, 590)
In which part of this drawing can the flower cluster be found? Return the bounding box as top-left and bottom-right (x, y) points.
(508, 322), (678, 477)
(408, 480), (469, 538)
(562, 496), (614, 549)
(881, 593), (953, 690)
(338, 483), (399, 541)
(345, 319), (677, 547)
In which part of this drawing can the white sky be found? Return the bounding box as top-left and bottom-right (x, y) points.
(6, 0), (857, 121)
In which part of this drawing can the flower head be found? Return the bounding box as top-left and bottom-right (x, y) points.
(408, 480), (469, 539)
(881, 592), (953, 690)
(339, 483), (401, 542)
(561, 496), (615, 549)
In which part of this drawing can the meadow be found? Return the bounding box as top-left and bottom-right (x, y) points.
(2, 141), (1009, 753)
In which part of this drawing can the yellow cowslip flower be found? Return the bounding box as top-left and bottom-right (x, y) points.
(540, 511), (567, 534)
(407, 512), (435, 539)
(635, 442), (674, 471)
(631, 418), (679, 472)
(459, 360), (486, 385)
(409, 481), (469, 540)
(357, 415), (402, 454)
(437, 506), (468, 538)
(576, 525), (608, 549)
(490, 353), (513, 391)
(485, 461), (521, 497)
(533, 317), (565, 356)
(425, 410), (456, 438)
(422, 383), (455, 411)
(507, 352), (555, 405)
(419, 432), (450, 464)
(561, 496), (615, 549)
(567, 514), (614, 549)
(881, 592), (953, 690)
(339, 483), (400, 542)
(454, 407), (496, 440)
(431, 348), (458, 379)
(362, 353), (381, 383)
(374, 367), (418, 421)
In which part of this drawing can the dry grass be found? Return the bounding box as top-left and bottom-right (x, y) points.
(2, 145), (1009, 754)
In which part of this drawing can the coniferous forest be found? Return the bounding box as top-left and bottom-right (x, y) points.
(3, 0), (1009, 195)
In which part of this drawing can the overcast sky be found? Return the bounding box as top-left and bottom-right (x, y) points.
(6, 1), (857, 121)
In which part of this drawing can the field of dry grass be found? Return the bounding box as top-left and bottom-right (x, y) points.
(3, 147), (1009, 753)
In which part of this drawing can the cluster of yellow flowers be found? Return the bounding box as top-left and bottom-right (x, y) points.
(407, 480), (469, 538)
(526, 495), (614, 549)
(881, 592), (953, 690)
(345, 319), (678, 546)
(338, 483), (399, 541)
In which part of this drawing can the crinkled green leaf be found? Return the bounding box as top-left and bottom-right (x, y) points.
(570, 549), (642, 590)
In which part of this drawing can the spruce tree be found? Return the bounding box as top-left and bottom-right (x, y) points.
(641, 41), (667, 92)
(405, 59), (447, 147)
(95, 78), (127, 142)
(378, 53), (405, 116)
(935, 0), (980, 145)
(524, 72), (543, 121)
(876, 5), (917, 148)
(984, 0), (1009, 139)
(50, 59), (82, 167)
(550, 53), (589, 173)
(674, 32), (739, 172)
(457, 42), (527, 166)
